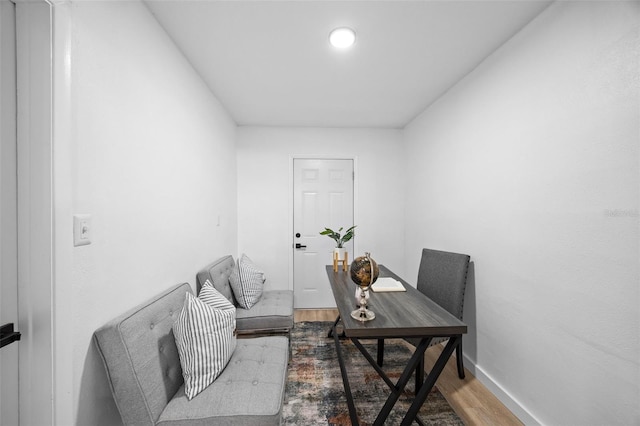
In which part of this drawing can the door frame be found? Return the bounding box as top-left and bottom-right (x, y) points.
(14, 0), (73, 424)
(288, 155), (359, 293)
(15, 0), (54, 424)
(0, 1), (18, 424)
(49, 1), (74, 424)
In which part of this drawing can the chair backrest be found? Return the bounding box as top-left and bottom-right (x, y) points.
(416, 249), (470, 320)
(196, 255), (237, 305)
(93, 283), (191, 426)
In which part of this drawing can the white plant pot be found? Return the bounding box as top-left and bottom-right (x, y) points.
(333, 247), (346, 258)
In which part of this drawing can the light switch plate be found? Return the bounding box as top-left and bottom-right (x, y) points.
(73, 214), (92, 246)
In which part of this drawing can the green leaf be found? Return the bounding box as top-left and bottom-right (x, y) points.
(319, 225), (356, 247)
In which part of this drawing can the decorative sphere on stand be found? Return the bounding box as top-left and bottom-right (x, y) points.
(350, 253), (380, 289)
(350, 252), (378, 321)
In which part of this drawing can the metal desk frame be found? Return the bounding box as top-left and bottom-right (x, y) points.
(326, 265), (466, 426)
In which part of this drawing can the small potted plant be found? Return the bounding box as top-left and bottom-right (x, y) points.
(320, 225), (356, 257)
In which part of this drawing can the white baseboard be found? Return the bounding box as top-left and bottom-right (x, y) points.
(462, 353), (542, 425)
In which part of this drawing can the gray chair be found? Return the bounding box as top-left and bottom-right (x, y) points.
(408, 248), (470, 390)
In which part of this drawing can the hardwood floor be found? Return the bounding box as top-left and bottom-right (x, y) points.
(294, 309), (523, 426)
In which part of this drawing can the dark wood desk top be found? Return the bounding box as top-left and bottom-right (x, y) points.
(326, 264), (467, 339)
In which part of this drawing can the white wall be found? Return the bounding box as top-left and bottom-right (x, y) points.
(404, 2), (639, 425)
(237, 126), (405, 291)
(52, 2), (238, 424)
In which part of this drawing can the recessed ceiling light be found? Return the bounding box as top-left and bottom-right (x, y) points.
(329, 27), (356, 49)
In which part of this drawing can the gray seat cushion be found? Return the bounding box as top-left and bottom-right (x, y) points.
(236, 290), (294, 334)
(196, 256), (293, 335)
(157, 336), (289, 426)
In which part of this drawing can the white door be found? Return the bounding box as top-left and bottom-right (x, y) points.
(0, 1), (19, 424)
(293, 159), (354, 308)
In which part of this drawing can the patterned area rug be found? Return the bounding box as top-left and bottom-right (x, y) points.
(283, 321), (463, 425)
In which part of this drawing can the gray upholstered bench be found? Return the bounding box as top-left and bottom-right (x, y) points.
(196, 255), (294, 337)
(93, 283), (289, 426)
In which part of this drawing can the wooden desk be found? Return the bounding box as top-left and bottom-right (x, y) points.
(326, 265), (467, 426)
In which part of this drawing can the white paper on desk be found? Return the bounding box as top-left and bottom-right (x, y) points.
(371, 277), (406, 292)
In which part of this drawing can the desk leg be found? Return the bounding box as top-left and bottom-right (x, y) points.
(415, 355), (425, 392)
(400, 336), (461, 426)
(327, 315), (344, 338)
(456, 342), (465, 379)
(332, 323), (359, 425)
(372, 337), (431, 426)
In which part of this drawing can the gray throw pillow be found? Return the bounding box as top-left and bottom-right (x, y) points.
(229, 254), (265, 309)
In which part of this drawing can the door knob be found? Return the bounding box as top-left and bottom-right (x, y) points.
(295, 243), (307, 249)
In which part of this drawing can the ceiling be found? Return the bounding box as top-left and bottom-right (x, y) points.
(146, 0), (552, 129)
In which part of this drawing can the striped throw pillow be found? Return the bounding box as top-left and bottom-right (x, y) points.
(229, 254), (265, 309)
(173, 292), (237, 400)
(199, 279), (236, 311)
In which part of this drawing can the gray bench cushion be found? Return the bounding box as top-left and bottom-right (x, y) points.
(196, 256), (293, 335)
(157, 336), (289, 426)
